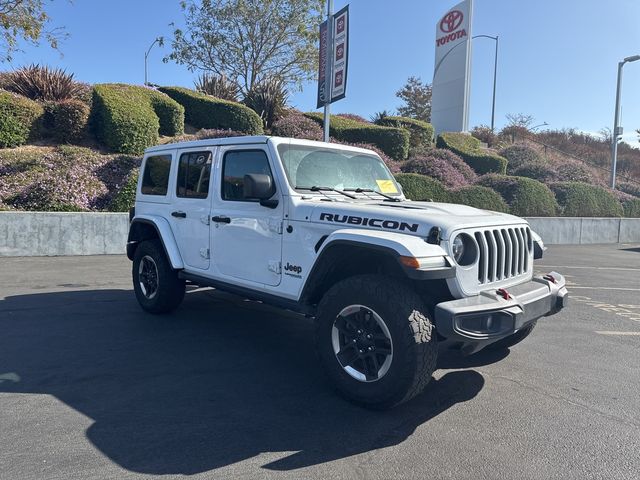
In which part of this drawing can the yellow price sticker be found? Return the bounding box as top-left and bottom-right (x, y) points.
(376, 179), (398, 194)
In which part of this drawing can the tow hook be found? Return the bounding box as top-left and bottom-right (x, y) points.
(543, 273), (557, 284)
(496, 288), (512, 300)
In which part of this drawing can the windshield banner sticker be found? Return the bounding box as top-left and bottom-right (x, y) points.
(376, 180), (398, 194)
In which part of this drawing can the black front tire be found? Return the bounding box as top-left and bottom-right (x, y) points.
(487, 321), (537, 350)
(315, 274), (438, 409)
(132, 239), (185, 314)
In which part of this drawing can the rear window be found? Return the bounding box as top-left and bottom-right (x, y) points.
(177, 151), (212, 199)
(141, 154), (172, 196)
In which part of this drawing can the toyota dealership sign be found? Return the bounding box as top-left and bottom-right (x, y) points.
(431, 0), (473, 135)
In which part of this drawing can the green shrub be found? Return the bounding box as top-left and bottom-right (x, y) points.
(158, 86), (263, 134)
(623, 198), (640, 217)
(91, 84), (184, 154)
(478, 174), (558, 216)
(499, 144), (541, 172)
(394, 173), (448, 202)
(48, 99), (90, 143)
(92, 84), (160, 154)
(306, 112), (409, 160)
(147, 89), (185, 136)
(375, 116), (433, 151)
(437, 132), (507, 174)
(550, 182), (623, 217)
(449, 185), (509, 213)
(109, 170), (139, 212)
(0, 90), (44, 147)
(511, 162), (557, 182)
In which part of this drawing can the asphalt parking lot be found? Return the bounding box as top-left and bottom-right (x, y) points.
(1, 244), (639, 480)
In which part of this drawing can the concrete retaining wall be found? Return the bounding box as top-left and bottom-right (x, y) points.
(0, 212), (639, 257)
(0, 212), (129, 257)
(525, 217), (640, 245)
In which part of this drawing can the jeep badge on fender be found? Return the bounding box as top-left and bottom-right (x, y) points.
(126, 135), (568, 409)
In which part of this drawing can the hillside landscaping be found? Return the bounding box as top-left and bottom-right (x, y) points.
(0, 65), (638, 217)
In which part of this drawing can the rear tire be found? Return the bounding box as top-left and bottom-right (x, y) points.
(487, 321), (537, 350)
(315, 274), (437, 409)
(132, 240), (185, 314)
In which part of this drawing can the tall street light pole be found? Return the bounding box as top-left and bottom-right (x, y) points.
(144, 37), (164, 86)
(611, 54), (640, 189)
(473, 35), (499, 132)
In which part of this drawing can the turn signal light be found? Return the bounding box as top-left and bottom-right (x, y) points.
(399, 256), (421, 269)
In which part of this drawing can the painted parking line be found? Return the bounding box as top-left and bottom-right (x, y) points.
(568, 286), (640, 292)
(536, 265), (640, 272)
(595, 331), (640, 336)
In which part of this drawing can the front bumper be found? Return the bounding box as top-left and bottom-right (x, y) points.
(435, 272), (568, 353)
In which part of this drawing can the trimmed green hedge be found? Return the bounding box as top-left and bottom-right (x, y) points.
(0, 90), (44, 147)
(449, 185), (509, 213)
(394, 173), (448, 202)
(550, 182), (623, 217)
(147, 89), (185, 136)
(306, 112), (410, 160)
(437, 132), (507, 174)
(158, 86), (263, 134)
(92, 84), (184, 154)
(623, 198), (640, 218)
(478, 174), (558, 216)
(48, 99), (90, 143)
(375, 116), (433, 151)
(499, 144), (541, 173)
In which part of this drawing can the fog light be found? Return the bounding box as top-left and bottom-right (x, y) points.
(456, 311), (514, 336)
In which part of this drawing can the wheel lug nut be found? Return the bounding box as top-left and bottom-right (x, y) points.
(359, 349), (363, 354)
(352, 339), (357, 343)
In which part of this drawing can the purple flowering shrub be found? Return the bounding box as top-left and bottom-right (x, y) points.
(0, 145), (139, 211)
(271, 112), (323, 141)
(335, 113), (369, 123)
(400, 148), (477, 188)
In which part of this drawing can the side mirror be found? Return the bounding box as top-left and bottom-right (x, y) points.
(244, 174), (277, 207)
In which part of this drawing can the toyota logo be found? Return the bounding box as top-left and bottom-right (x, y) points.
(440, 10), (463, 33)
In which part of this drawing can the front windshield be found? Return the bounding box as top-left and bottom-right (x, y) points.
(277, 143), (401, 196)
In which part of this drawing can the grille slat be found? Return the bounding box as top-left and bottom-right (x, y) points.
(475, 232), (489, 284)
(476, 226), (532, 285)
(493, 230), (505, 281)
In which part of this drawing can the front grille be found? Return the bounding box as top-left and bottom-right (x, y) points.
(475, 227), (532, 284)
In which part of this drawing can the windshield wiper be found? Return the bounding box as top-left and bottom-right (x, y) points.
(295, 186), (357, 199)
(345, 188), (402, 202)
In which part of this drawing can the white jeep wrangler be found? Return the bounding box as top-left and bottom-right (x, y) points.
(127, 136), (568, 409)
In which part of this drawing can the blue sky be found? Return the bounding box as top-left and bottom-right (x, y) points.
(8, 0), (640, 145)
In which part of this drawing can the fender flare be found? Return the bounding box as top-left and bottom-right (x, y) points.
(127, 215), (184, 269)
(300, 228), (455, 304)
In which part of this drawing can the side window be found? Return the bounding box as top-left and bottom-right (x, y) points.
(222, 150), (273, 201)
(177, 151), (212, 199)
(141, 154), (172, 196)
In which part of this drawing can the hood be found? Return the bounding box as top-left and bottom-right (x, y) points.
(307, 200), (527, 240)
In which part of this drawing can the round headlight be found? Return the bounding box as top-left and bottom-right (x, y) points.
(451, 233), (478, 266)
(452, 235), (465, 263)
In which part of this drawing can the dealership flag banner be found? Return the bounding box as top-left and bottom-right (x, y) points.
(431, 0), (473, 135)
(317, 5), (349, 108)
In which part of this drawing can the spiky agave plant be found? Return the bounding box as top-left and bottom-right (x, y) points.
(194, 73), (239, 102)
(243, 78), (289, 130)
(5, 64), (89, 102)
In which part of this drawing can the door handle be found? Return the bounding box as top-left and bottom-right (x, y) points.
(171, 211), (187, 218)
(211, 215), (231, 224)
